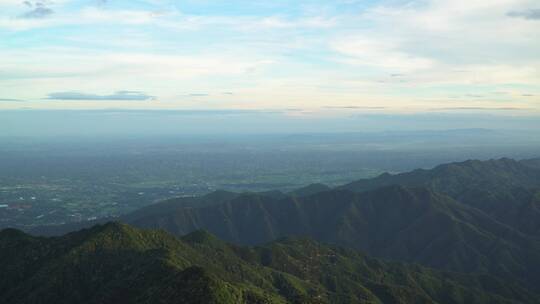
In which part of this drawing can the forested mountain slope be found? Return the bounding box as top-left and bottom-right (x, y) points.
(25, 158), (540, 294)
(2, 223), (537, 304)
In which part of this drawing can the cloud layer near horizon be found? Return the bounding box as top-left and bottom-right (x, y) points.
(47, 91), (155, 101)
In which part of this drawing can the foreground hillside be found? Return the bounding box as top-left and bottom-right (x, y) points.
(2, 223), (538, 304)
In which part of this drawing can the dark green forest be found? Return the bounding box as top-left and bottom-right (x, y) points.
(2, 222), (537, 304)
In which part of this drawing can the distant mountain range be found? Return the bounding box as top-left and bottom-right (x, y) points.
(340, 158), (540, 236)
(2, 222), (538, 304)
(24, 157), (540, 300)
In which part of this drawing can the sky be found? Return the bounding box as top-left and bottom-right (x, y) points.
(0, 0), (539, 120)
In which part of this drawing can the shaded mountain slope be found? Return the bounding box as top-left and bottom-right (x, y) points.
(23, 158), (540, 294)
(2, 223), (538, 304)
(289, 183), (331, 197)
(119, 185), (540, 291)
(522, 158), (540, 169)
(32, 158), (540, 237)
(340, 158), (540, 236)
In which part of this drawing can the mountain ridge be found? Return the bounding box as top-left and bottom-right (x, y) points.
(23, 157), (540, 295)
(2, 222), (538, 304)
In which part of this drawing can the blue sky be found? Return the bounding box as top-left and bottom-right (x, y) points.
(0, 0), (539, 118)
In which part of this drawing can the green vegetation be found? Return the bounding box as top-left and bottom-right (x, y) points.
(30, 158), (540, 296)
(2, 223), (537, 304)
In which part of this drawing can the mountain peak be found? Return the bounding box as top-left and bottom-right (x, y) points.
(89, 221), (132, 235)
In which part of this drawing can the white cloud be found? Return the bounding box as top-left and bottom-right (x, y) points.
(0, 47), (277, 104)
(0, 4), (337, 31)
(409, 64), (540, 86)
(359, 0), (540, 63)
(332, 36), (435, 72)
(0, 0), (30, 5)
(0, 0), (539, 111)
(330, 0), (540, 87)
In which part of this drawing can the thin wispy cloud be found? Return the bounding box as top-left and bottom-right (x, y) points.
(47, 91), (155, 101)
(323, 106), (386, 110)
(20, 6), (53, 18)
(19, 1), (54, 19)
(432, 107), (527, 111)
(507, 9), (540, 20)
(187, 93), (210, 97)
(86, 109), (285, 116)
(0, 98), (25, 102)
